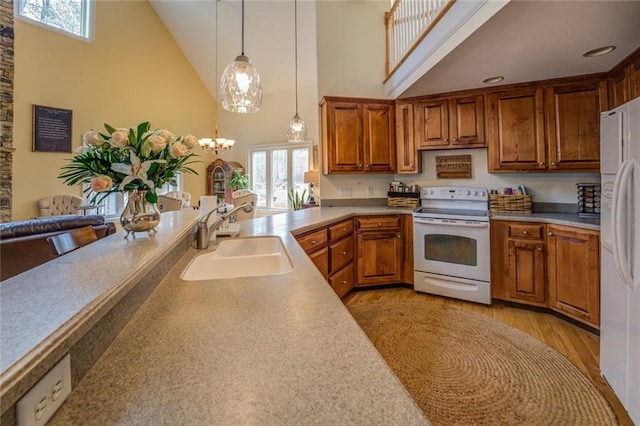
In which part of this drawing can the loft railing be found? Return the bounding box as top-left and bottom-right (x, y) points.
(384, 0), (455, 80)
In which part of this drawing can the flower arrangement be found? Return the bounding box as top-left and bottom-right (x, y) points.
(59, 122), (199, 204)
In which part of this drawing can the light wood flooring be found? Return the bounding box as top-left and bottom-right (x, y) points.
(342, 286), (633, 426)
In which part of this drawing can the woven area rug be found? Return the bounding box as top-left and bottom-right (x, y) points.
(348, 299), (617, 426)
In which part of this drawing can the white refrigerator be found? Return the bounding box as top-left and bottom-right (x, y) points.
(600, 96), (640, 425)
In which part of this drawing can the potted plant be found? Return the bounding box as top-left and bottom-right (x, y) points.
(288, 189), (307, 211)
(227, 169), (250, 191)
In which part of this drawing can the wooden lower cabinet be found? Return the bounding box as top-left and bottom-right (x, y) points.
(329, 263), (355, 298)
(491, 219), (601, 328)
(546, 224), (600, 327)
(355, 216), (404, 287)
(308, 247), (329, 279)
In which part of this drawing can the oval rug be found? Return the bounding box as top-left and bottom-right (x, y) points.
(348, 299), (617, 426)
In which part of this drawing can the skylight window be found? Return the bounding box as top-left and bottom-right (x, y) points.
(15, 0), (93, 42)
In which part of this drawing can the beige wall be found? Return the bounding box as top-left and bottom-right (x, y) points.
(13, 0), (215, 220)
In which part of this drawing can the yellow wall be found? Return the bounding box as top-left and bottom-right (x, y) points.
(13, 0), (215, 220)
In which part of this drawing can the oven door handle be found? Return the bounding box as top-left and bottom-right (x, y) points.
(413, 218), (489, 228)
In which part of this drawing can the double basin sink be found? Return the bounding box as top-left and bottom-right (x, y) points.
(181, 236), (294, 281)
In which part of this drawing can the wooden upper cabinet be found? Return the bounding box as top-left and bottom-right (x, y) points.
(362, 103), (396, 173)
(395, 102), (422, 174)
(610, 69), (629, 109)
(321, 97), (395, 174)
(448, 95), (485, 147)
(487, 88), (546, 172)
(545, 81), (607, 172)
(631, 57), (640, 100)
(415, 99), (449, 148)
(414, 95), (485, 150)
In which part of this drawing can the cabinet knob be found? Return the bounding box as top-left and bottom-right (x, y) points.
(444, 138), (449, 142)
(523, 230), (528, 235)
(378, 222), (382, 226)
(358, 164), (363, 169)
(548, 232), (553, 236)
(341, 228), (346, 232)
(539, 162), (545, 166)
(536, 247), (543, 251)
(397, 234), (401, 239)
(342, 280), (347, 285)
(551, 162), (557, 166)
(342, 251), (347, 255)
(453, 138), (458, 142)
(311, 240), (316, 245)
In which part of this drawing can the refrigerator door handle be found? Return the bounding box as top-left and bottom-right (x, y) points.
(612, 159), (634, 287)
(631, 159), (640, 289)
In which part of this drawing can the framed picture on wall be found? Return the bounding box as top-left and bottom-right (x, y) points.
(32, 105), (73, 153)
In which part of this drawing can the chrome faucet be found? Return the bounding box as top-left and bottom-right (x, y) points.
(196, 203), (254, 250)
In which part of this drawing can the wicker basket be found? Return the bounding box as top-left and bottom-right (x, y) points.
(387, 192), (419, 209)
(489, 194), (533, 214)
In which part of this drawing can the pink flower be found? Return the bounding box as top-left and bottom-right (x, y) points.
(181, 134), (197, 149)
(147, 134), (168, 153)
(109, 131), (129, 148)
(170, 142), (189, 158)
(90, 175), (114, 192)
(85, 130), (105, 147)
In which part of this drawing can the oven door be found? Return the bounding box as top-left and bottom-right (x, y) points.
(413, 217), (490, 282)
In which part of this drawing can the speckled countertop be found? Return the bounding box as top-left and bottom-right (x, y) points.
(28, 207), (427, 425)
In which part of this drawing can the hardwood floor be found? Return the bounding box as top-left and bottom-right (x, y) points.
(342, 286), (633, 426)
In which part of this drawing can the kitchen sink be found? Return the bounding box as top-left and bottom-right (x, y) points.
(181, 236), (294, 281)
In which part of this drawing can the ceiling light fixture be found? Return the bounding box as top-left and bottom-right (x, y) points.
(220, 0), (263, 113)
(482, 76), (504, 84)
(199, 0), (234, 156)
(582, 45), (616, 58)
(287, 0), (307, 143)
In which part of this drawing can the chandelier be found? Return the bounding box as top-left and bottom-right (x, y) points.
(198, 129), (235, 156)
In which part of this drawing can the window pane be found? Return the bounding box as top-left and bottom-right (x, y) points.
(251, 151), (267, 207)
(19, 0), (88, 38)
(292, 148), (310, 200)
(271, 149), (288, 209)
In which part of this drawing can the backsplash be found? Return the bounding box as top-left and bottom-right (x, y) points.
(319, 148), (599, 206)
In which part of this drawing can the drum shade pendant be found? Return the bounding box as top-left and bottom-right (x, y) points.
(221, 0), (263, 113)
(287, 0), (307, 143)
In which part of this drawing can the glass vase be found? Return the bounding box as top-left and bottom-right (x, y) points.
(120, 189), (160, 238)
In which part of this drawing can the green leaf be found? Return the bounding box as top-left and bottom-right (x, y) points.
(146, 191), (158, 203)
(104, 123), (117, 134)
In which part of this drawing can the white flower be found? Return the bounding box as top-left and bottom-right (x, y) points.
(146, 133), (168, 153)
(170, 142), (189, 158)
(85, 130), (105, 147)
(181, 134), (198, 149)
(111, 152), (166, 190)
(109, 131), (129, 148)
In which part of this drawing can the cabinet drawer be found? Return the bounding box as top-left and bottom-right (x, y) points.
(329, 263), (354, 298)
(329, 236), (354, 274)
(356, 216), (400, 230)
(296, 228), (328, 253)
(508, 223), (544, 240)
(328, 219), (353, 242)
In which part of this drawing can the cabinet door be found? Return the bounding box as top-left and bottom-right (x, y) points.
(545, 81), (607, 172)
(356, 231), (403, 286)
(363, 103), (396, 173)
(547, 225), (600, 327)
(322, 101), (363, 173)
(396, 103), (421, 174)
(329, 263), (354, 298)
(449, 95), (485, 147)
(487, 88), (546, 172)
(414, 99), (449, 149)
(508, 239), (546, 305)
(309, 247), (329, 279)
(329, 236), (354, 275)
(631, 58), (640, 100)
(610, 70), (629, 108)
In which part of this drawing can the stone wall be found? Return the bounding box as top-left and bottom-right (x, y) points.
(0, 0), (14, 222)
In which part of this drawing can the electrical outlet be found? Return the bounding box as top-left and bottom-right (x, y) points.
(17, 354), (71, 426)
(339, 187), (352, 197)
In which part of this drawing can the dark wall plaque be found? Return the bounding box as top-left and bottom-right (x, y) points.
(33, 105), (72, 152)
(436, 154), (472, 179)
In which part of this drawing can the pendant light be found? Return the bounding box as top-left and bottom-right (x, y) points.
(287, 0), (307, 143)
(199, 0), (235, 155)
(220, 0), (263, 114)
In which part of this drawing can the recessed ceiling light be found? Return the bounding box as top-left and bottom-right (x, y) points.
(582, 46), (616, 57)
(483, 76), (504, 84)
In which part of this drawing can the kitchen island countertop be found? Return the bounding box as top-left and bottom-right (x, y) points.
(42, 206), (428, 425)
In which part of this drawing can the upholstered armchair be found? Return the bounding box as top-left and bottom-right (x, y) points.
(38, 195), (84, 216)
(231, 189), (258, 221)
(164, 191), (192, 208)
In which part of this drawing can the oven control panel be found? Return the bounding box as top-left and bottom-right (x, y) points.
(420, 186), (488, 201)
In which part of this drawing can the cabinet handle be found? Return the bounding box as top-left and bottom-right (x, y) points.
(548, 232), (553, 236)
(536, 247), (543, 251)
(342, 228), (346, 232)
(453, 138), (458, 142)
(551, 162), (557, 166)
(358, 164), (363, 169)
(523, 230), (528, 235)
(342, 280), (347, 285)
(444, 138), (449, 142)
(539, 162), (545, 166)
(378, 222), (382, 226)
(397, 234), (401, 239)
(342, 251), (347, 255)
(311, 240), (316, 245)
